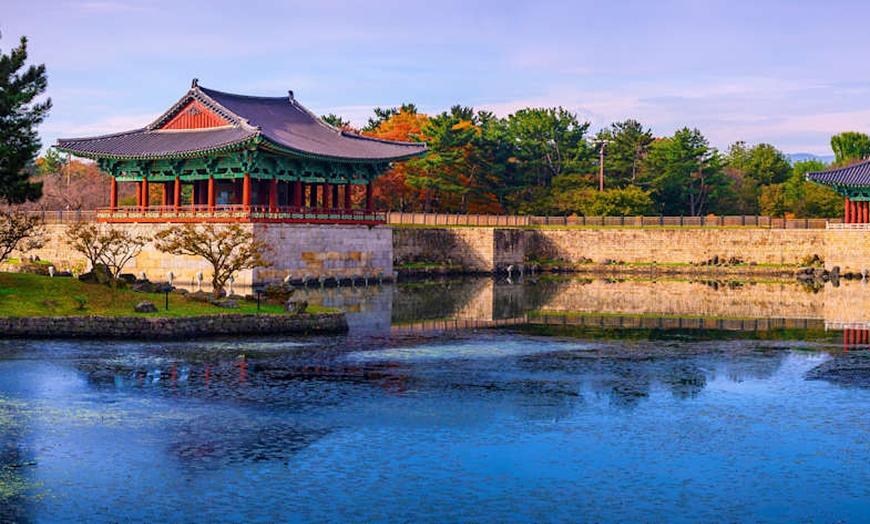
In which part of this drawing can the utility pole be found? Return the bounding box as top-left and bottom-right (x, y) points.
(592, 139), (611, 192)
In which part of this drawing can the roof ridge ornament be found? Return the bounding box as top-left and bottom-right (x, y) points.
(192, 78), (199, 88)
(288, 90), (294, 102)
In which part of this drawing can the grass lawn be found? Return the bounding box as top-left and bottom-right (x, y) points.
(0, 272), (314, 317)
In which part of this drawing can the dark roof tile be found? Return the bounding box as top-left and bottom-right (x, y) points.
(806, 159), (870, 187)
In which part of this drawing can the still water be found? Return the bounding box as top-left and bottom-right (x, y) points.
(2, 277), (870, 523)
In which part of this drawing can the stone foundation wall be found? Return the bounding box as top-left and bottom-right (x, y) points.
(527, 229), (824, 266)
(0, 312), (347, 339)
(394, 227), (825, 272)
(824, 229), (870, 274)
(19, 223), (393, 287)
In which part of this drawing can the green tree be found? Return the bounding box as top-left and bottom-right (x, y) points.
(786, 159), (842, 218)
(321, 113), (351, 129)
(0, 34), (50, 204)
(553, 185), (655, 216)
(504, 107), (592, 212)
(154, 224), (273, 300)
(722, 142), (791, 214)
(405, 110), (477, 212)
(594, 119), (654, 188)
(830, 131), (870, 165)
(640, 128), (729, 216)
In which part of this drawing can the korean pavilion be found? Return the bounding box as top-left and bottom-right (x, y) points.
(806, 159), (870, 225)
(56, 80), (426, 224)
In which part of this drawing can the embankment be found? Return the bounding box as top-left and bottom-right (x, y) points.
(393, 228), (830, 275)
(0, 312), (348, 339)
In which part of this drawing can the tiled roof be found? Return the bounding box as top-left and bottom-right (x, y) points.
(57, 82), (426, 163)
(806, 159), (870, 187)
(57, 127), (256, 160)
(199, 87), (426, 161)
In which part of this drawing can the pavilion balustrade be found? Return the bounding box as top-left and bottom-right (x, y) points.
(109, 176), (378, 224)
(95, 204), (385, 224)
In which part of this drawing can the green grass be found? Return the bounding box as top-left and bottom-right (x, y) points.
(0, 272), (327, 317)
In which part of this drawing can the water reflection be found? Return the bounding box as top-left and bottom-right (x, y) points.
(5, 276), (870, 522)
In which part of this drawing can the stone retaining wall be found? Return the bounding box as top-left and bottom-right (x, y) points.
(20, 223), (392, 287)
(0, 312), (347, 339)
(394, 227), (825, 273)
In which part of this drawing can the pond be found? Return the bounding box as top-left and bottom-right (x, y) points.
(2, 276), (870, 523)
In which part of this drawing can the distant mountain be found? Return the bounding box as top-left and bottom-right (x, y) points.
(787, 153), (835, 165)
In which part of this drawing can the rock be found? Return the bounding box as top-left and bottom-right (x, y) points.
(284, 300), (308, 314)
(118, 273), (137, 284)
(185, 291), (212, 302)
(134, 301), (158, 313)
(215, 300), (238, 309)
(79, 264), (111, 284)
(132, 281), (160, 293)
(261, 280), (296, 304)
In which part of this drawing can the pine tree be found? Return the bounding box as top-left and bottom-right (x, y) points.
(0, 33), (51, 204)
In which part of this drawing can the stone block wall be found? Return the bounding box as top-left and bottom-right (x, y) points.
(19, 223), (393, 288)
(824, 229), (870, 274)
(392, 228), (530, 272)
(394, 227), (825, 273)
(527, 229), (824, 266)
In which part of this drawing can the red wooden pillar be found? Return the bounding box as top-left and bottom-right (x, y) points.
(208, 175), (216, 211)
(310, 183), (318, 208)
(344, 183), (352, 210)
(109, 178), (118, 210)
(174, 176), (181, 212)
(141, 177), (149, 209)
(243, 173), (252, 208)
(845, 198), (852, 223)
(365, 182), (373, 212)
(161, 183), (169, 207)
(270, 177), (278, 212)
(294, 180), (303, 207)
(863, 201), (869, 224)
(323, 182), (331, 209)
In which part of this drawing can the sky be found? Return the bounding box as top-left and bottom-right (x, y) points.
(6, 0), (870, 158)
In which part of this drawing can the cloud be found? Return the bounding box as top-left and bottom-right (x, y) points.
(77, 1), (154, 13)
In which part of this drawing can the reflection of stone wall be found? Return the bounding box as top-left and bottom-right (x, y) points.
(23, 223), (392, 286)
(539, 280), (824, 321)
(822, 280), (870, 327)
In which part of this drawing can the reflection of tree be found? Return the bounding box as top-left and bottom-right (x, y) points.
(0, 397), (38, 522)
(662, 364), (707, 399)
(169, 417), (329, 470)
(806, 352), (870, 388)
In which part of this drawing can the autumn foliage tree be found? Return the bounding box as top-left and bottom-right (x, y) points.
(35, 149), (123, 210)
(0, 208), (44, 262)
(66, 221), (148, 286)
(362, 106), (429, 211)
(154, 224), (273, 300)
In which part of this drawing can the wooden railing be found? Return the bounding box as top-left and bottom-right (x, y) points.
(22, 209), (841, 229)
(92, 205), (385, 224)
(386, 212), (836, 229)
